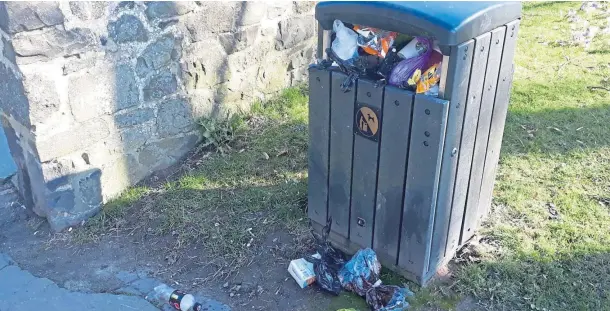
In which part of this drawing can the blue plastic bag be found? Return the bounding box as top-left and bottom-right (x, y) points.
(338, 248), (413, 310)
(338, 248), (381, 296)
(365, 283), (414, 311)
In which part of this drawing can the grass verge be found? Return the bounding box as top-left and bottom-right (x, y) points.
(455, 2), (610, 310)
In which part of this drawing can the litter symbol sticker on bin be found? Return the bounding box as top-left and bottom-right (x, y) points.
(355, 105), (381, 141)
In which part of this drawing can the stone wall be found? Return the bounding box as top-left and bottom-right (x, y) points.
(0, 1), (316, 231)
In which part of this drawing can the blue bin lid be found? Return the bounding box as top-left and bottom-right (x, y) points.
(316, 1), (522, 46)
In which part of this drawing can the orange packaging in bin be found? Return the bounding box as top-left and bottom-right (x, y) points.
(353, 25), (397, 58)
(406, 47), (442, 94)
(416, 63), (441, 93)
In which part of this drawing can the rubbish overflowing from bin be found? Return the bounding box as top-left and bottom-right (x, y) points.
(316, 20), (443, 97)
(288, 218), (414, 310)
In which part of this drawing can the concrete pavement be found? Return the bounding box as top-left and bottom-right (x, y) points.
(0, 183), (157, 310)
(0, 181), (231, 311)
(0, 253), (160, 311)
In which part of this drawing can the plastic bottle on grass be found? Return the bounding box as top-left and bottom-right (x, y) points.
(153, 284), (196, 311)
(331, 20), (358, 61)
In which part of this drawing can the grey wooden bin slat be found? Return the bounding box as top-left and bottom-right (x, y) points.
(462, 27), (507, 245)
(328, 71), (356, 238)
(374, 87), (414, 265)
(450, 32), (492, 246)
(399, 95), (449, 279)
(307, 68), (331, 225)
(427, 40), (474, 268)
(350, 80), (384, 248)
(478, 20), (520, 222)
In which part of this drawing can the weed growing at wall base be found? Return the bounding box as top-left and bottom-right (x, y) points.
(198, 113), (247, 154)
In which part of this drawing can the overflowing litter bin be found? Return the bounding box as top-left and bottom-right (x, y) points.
(307, 1), (522, 285)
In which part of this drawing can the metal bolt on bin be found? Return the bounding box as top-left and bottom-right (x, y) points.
(307, 1), (522, 285)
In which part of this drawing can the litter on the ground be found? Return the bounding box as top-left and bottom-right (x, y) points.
(290, 219), (414, 309)
(338, 248), (381, 296)
(288, 254), (320, 289)
(152, 284), (198, 311)
(308, 217), (347, 295)
(318, 19), (443, 96)
(365, 281), (414, 311)
(339, 249), (413, 310)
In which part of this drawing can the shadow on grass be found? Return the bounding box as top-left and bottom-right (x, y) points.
(456, 251), (610, 310)
(78, 87), (313, 270)
(454, 72), (610, 310)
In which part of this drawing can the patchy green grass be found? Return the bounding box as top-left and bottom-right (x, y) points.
(73, 186), (150, 241)
(151, 87), (312, 266)
(455, 2), (610, 311)
(77, 86), (311, 269)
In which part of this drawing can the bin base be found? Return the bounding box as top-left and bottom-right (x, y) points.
(311, 221), (454, 287)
